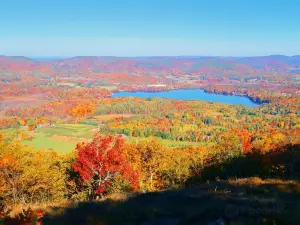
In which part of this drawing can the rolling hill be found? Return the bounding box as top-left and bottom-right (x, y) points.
(1, 55), (300, 78)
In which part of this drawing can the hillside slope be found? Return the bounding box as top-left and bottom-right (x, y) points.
(43, 177), (300, 225)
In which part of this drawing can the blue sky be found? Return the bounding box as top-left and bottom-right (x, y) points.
(0, 0), (299, 57)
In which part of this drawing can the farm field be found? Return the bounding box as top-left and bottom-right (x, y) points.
(22, 134), (78, 153)
(1, 124), (97, 153)
(24, 124), (96, 153)
(36, 124), (97, 139)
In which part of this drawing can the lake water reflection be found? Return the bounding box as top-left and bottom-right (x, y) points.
(113, 89), (259, 107)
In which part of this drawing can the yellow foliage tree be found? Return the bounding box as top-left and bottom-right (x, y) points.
(124, 139), (165, 191)
(0, 137), (70, 205)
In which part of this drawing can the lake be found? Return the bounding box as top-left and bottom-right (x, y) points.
(112, 89), (259, 107)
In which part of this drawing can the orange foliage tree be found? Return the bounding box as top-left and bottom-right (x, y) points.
(69, 103), (96, 123)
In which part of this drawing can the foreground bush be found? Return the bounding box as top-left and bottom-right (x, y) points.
(0, 136), (69, 206)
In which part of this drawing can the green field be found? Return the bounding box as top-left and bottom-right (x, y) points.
(0, 124), (97, 153)
(25, 124), (96, 153)
(38, 124), (96, 139)
(22, 133), (77, 153)
(1, 124), (203, 153)
(1, 127), (20, 137)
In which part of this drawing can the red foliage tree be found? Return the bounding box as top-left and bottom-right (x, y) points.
(73, 135), (139, 197)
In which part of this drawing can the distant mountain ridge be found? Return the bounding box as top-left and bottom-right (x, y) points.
(0, 55), (300, 76)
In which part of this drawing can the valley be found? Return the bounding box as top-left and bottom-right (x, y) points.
(0, 55), (299, 225)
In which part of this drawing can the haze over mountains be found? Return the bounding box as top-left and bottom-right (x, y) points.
(0, 55), (300, 76)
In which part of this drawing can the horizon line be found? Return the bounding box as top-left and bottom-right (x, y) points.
(1, 54), (300, 59)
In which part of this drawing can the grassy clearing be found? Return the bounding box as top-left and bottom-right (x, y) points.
(1, 127), (20, 137)
(20, 124), (97, 153)
(1, 127), (29, 140)
(38, 124), (96, 139)
(22, 134), (77, 153)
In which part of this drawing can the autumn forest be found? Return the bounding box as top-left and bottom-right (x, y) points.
(0, 55), (300, 224)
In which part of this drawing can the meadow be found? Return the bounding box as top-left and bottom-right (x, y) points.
(2, 124), (96, 153)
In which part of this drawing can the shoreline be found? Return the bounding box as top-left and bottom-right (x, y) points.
(112, 88), (265, 106)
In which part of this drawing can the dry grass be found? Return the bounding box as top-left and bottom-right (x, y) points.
(101, 193), (131, 202)
(8, 201), (70, 217)
(229, 177), (300, 193)
(228, 177), (264, 187)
